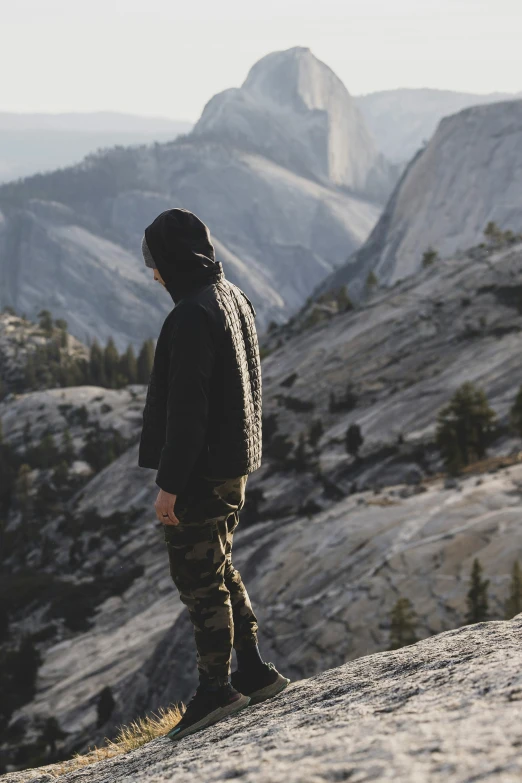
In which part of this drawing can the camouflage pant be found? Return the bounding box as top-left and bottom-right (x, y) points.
(163, 473), (259, 679)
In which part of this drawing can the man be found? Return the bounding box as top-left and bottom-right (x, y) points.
(138, 208), (289, 741)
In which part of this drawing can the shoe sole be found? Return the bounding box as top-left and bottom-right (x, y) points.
(248, 673), (291, 705)
(167, 694), (251, 741)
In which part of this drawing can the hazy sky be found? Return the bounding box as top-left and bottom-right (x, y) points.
(2, 0), (521, 121)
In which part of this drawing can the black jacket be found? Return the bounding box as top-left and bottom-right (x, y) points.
(138, 209), (262, 495)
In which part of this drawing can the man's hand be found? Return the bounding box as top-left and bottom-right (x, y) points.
(154, 488), (179, 526)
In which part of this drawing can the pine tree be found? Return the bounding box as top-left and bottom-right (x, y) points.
(509, 386), (522, 437)
(388, 597), (418, 650)
(293, 432), (309, 470)
(308, 419), (324, 449)
(345, 423), (364, 458)
(40, 716), (67, 756)
(336, 285), (353, 312)
(103, 337), (120, 389)
(436, 382), (496, 474)
(13, 636), (42, 700)
(119, 344), (138, 385)
(97, 685), (116, 727)
(366, 270), (378, 288)
(37, 309), (53, 335)
(422, 247), (438, 268)
(89, 339), (106, 386)
(137, 339), (155, 384)
(465, 558), (489, 624)
(504, 561), (522, 620)
(483, 221), (504, 247)
(61, 428), (75, 462)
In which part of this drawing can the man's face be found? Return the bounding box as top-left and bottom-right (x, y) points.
(153, 267), (167, 287)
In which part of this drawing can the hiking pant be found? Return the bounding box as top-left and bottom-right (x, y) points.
(163, 473), (259, 679)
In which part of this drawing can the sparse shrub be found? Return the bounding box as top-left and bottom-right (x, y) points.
(366, 270), (378, 289)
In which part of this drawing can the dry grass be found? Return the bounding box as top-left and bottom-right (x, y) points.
(421, 452), (522, 486)
(47, 703), (183, 779)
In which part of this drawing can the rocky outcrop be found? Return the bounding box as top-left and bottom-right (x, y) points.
(193, 47), (397, 202)
(3, 615), (522, 782)
(4, 239), (522, 769)
(315, 99), (522, 300)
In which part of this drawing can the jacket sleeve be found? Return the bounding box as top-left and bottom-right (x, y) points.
(155, 302), (217, 495)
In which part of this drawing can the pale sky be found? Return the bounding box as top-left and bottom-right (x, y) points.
(2, 0), (521, 122)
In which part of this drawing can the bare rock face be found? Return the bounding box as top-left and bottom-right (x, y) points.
(0, 48), (391, 345)
(316, 99), (522, 300)
(193, 47), (397, 202)
(4, 615), (522, 783)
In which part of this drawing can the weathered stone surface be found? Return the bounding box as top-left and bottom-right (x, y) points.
(317, 99), (522, 300)
(3, 616), (522, 783)
(193, 47), (397, 201)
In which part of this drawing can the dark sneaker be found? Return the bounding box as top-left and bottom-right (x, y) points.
(230, 662), (290, 705)
(166, 683), (250, 741)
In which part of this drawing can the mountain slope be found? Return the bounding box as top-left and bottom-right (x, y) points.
(0, 48), (390, 346)
(3, 239), (522, 765)
(4, 616), (522, 783)
(314, 99), (522, 300)
(194, 47), (397, 202)
(354, 86), (522, 163)
(0, 111), (192, 185)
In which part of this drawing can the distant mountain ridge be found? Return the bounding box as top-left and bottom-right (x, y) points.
(354, 86), (522, 163)
(0, 47), (391, 347)
(0, 111), (192, 184)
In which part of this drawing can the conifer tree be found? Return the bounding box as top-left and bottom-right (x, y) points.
(37, 309), (53, 335)
(336, 285), (353, 312)
(483, 220), (504, 247)
(422, 247), (438, 268)
(103, 337), (120, 388)
(345, 423), (364, 458)
(504, 560), (522, 620)
(89, 339), (106, 386)
(465, 558), (489, 624)
(293, 432), (309, 470)
(137, 339), (155, 383)
(366, 270), (378, 288)
(509, 386), (522, 437)
(61, 428), (75, 462)
(388, 597), (418, 650)
(308, 419), (324, 449)
(97, 685), (116, 727)
(119, 344), (138, 385)
(436, 382), (496, 474)
(41, 716), (67, 756)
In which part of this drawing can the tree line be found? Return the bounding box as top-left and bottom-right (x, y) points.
(0, 306), (155, 400)
(388, 558), (522, 651)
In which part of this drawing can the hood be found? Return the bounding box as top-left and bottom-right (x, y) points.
(144, 208), (224, 304)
